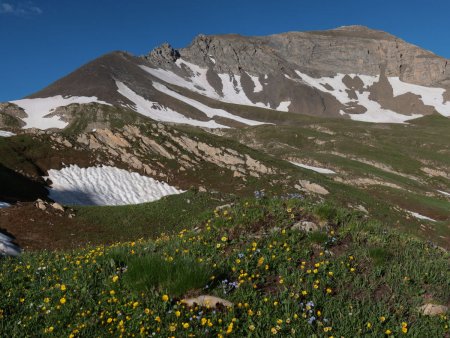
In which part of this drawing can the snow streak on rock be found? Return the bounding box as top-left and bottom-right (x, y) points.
(290, 161), (336, 174)
(406, 210), (436, 222)
(437, 190), (450, 197)
(46, 165), (183, 206)
(152, 82), (268, 126)
(140, 61), (270, 109)
(248, 73), (264, 93)
(116, 81), (227, 128)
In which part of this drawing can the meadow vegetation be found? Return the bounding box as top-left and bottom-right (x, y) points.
(1, 196), (448, 337)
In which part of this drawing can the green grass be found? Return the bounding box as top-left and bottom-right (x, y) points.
(0, 197), (448, 337)
(219, 112), (450, 246)
(368, 247), (393, 266)
(74, 190), (234, 242)
(62, 103), (149, 135)
(120, 254), (214, 296)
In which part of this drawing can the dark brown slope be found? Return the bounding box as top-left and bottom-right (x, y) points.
(28, 51), (146, 103)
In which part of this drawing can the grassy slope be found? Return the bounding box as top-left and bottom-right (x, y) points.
(74, 190), (234, 243)
(221, 113), (450, 247)
(0, 197), (448, 337)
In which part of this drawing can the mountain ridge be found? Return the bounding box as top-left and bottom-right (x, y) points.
(1, 25), (450, 131)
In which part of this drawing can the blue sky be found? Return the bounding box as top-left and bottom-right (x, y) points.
(1, 0), (449, 101)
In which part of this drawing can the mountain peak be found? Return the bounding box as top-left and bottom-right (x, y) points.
(146, 43), (180, 65)
(333, 25), (377, 31)
(319, 25), (397, 40)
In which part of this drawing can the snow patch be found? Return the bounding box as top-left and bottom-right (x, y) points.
(175, 59), (219, 95)
(140, 65), (202, 93)
(248, 73), (263, 93)
(218, 73), (268, 108)
(0, 202), (11, 208)
(406, 210), (437, 222)
(0, 232), (21, 257)
(294, 71), (422, 123)
(290, 161), (336, 174)
(388, 77), (450, 117)
(152, 82), (267, 126)
(276, 101), (291, 112)
(347, 92), (422, 123)
(11, 96), (111, 130)
(209, 55), (216, 64)
(0, 130), (15, 137)
(45, 165), (184, 206)
(116, 81), (227, 128)
(437, 190), (450, 197)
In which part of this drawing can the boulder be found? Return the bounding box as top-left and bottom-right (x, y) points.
(419, 304), (448, 316)
(51, 202), (65, 212)
(35, 199), (47, 211)
(298, 180), (329, 195)
(291, 221), (319, 232)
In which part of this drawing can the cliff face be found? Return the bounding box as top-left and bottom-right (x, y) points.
(178, 26), (449, 86)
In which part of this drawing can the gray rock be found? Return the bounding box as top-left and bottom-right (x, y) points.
(419, 304), (448, 316)
(51, 202), (65, 212)
(36, 199), (47, 211)
(146, 43), (180, 65)
(292, 221), (319, 232)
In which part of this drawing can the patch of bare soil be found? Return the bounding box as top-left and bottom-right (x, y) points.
(0, 203), (103, 251)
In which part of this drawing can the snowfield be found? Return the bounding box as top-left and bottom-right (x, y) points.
(144, 61), (450, 122)
(294, 71), (423, 123)
(0, 202), (11, 208)
(45, 165), (184, 206)
(0, 130), (15, 137)
(116, 81), (227, 128)
(140, 61), (272, 110)
(290, 161), (336, 174)
(11, 96), (111, 130)
(389, 77), (450, 117)
(152, 82), (268, 126)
